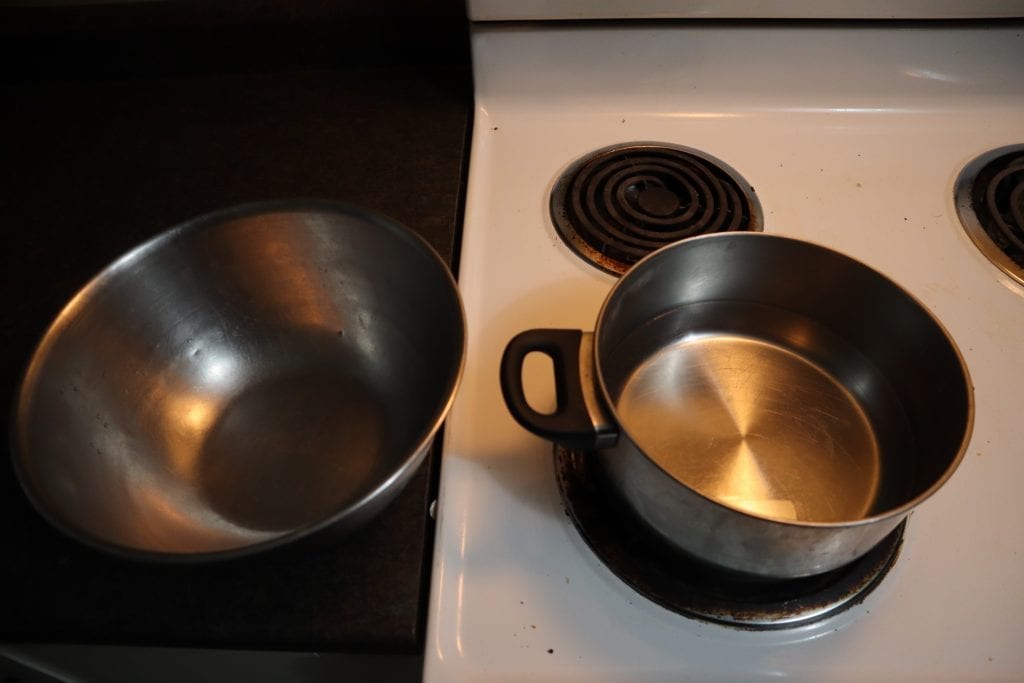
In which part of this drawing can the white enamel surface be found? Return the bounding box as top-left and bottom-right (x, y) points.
(468, 0), (1024, 21)
(427, 24), (1024, 683)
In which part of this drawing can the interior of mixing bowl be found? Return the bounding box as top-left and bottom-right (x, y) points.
(14, 202), (464, 557)
(595, 233), (972, 524)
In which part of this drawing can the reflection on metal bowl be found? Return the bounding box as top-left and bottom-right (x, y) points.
(13, 200), (465, 561)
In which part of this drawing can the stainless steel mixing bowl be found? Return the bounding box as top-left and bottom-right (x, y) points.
(13, 200), (465, 560)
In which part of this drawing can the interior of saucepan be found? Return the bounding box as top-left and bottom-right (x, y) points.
(15, 204), (464, 556)
(595, 233), (971, 524)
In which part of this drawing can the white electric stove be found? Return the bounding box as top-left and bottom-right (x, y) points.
(427, 7), (1024, 681)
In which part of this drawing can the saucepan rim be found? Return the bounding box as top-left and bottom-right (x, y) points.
(591, 230), (975, 530)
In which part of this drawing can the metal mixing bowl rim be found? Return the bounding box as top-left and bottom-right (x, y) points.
(11, 198), (467, 562)
(592, 230), (975, 530)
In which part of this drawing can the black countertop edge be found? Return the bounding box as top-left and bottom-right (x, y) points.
(1, 0), (466, 32)
(413, 94), (472, 640)
(1, 11), (471, 81)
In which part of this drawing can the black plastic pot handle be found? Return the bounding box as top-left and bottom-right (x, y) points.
(500, 328), (613, 451)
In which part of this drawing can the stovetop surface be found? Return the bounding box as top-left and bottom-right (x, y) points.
(427, 22), (1024, 681)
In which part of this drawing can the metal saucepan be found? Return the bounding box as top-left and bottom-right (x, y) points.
(14, 200), (465, 561)
(501, 233), (973, 579)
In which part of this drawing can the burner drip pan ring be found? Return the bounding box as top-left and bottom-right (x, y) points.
(955, 144), (1024, 287)
(555, 447), (903, 630)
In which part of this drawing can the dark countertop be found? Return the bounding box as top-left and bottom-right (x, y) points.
(0, 9), (471, 654)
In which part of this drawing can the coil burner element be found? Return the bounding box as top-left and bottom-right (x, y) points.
(551, 144), (762, 276)
(555, 447), (903, 629)
(955, 145), (1024, 287)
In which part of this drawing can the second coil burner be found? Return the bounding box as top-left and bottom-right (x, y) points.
(955, 144), (1024, 286)
(550, 144), (762, 275)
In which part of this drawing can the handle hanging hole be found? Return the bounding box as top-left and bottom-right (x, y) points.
(522, 351), (558, 415)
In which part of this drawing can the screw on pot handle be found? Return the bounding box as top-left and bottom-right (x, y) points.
(500, 329), (618, 451)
